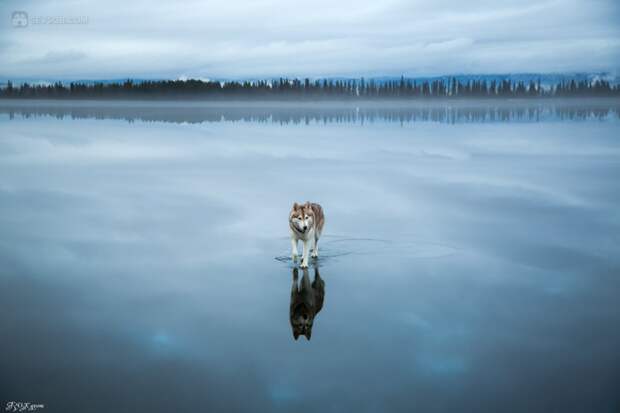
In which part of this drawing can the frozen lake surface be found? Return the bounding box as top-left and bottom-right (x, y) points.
(1, 100), (619, 412)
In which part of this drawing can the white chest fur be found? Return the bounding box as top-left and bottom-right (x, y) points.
(290, 227), (317, 268)
(291, 226), (314, 241)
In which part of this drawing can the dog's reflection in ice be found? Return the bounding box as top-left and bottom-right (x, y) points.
(290, 267), (325, 340)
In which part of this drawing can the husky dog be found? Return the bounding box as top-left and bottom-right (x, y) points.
(289, 202), (325, 268)
(290, 267), (325, 340)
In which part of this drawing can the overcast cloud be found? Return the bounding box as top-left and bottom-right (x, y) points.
(0, 0), (619, 79)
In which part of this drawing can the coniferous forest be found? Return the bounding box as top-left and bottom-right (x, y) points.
(1, 77), (618, 99)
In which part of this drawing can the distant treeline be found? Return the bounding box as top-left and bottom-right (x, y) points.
(1, 77), (619, 99)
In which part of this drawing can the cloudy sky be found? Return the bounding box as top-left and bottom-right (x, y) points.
(0, 0), (619, 80)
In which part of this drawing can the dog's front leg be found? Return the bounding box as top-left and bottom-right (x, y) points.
(301, 239), (310, 268)
(291, 236), (299, 261)
(311, 236), (318, 258)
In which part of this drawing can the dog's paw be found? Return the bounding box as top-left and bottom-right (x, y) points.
(291, 254), (299, 261)
(311, 252), (318, 258)
(300, 261), (309, 268)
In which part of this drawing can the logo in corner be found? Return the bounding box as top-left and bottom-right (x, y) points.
(11, 11), (29, 28)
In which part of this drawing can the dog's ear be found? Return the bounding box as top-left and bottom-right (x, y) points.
(293, 331), (300, 340)
(293, 202), (299, 210)
(305, 331), (312, 340)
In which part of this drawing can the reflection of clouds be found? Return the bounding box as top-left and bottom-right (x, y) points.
(435, 177), (590, 208)
(1, 109), (618, 269)
(0, 185), (241, 277)
(0, 123), (194, 164)
(270, 382), (299, 403)
(396, 311), (471, 376)
(417, 356), (468, 375)
(0, 107), (619, 411)
(0, 270), (274, 412)
(148, 331), (185, 357)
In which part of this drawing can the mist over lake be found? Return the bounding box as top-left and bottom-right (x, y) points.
(1, 99), (619, 412)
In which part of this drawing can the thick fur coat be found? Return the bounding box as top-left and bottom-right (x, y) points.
(289, 202), (325, 268)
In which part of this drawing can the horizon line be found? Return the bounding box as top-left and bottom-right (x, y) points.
(0, 71), (618, 83)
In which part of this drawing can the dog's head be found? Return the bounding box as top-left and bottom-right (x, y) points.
(291, 304), (314, 340)
(290, 202), (314, 233)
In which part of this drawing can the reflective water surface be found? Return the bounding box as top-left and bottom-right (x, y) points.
(1, 100), (619, 412)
